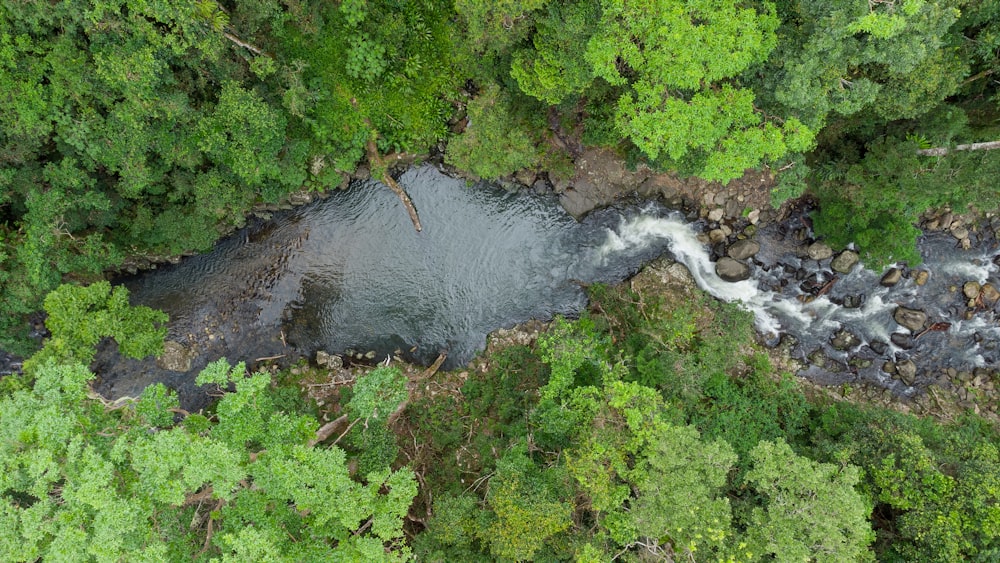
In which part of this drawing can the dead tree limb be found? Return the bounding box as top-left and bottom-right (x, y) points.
(223, 31), (268, 56)
(366, 138), (423, 232)
(308, 414), (350, 447)
(350, 101), (422, 232)
(917, 140), (1000, 156)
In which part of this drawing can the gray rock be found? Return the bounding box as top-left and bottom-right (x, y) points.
(890, 332), (915, 350)
(830, 250), (860, 273)
(897, 359), (917, 386)
(727, 239), (761, 261)
(963, 281), (981, 300)
(708, 208), (725, 222)
(157, 341), (195, 372)
(807, 242), (833, 261)
(880, 268), (902, 286)
(716, 257), (751, 282)
(893, 307), (927, 332)
(951, 225), (969, 240)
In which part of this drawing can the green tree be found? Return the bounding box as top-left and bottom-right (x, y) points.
(581, 0), (815, 181)
(0, 352), (417, 561)
(445, 84), (542, 180)
(745, 439), (875, 562)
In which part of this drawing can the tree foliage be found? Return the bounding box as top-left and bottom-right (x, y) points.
(1, 352), (416, 562)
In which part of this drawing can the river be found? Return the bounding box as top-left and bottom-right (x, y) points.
(93, 165), (1000, 409)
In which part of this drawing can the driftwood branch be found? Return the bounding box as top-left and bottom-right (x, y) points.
(365, 138), (423, 232)
(917, 140), (1000, 156)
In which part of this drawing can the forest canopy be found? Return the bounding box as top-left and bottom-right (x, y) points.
(2, 0), (1000, 348)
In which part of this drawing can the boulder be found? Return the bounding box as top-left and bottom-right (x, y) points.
(708, 229), (728, 243)
(951, 225), (969, 240)
(830, 250), (860, 273)
(896, 359), (918, 386)
(963, 281), (981, 300)
(806, 241), (833, 261)
(913, 270), (930, 286)
(716, 257), (751, 282)
(727, 239), (761, 261)
(880, 268), (902, 287)
(981, 283), (1000, 306)
(893, 307), (927, 332)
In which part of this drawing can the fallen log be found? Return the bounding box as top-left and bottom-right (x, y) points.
(916, 140), (1000, 157)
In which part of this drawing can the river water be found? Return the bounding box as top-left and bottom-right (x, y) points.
(94, 165), (1000, 407)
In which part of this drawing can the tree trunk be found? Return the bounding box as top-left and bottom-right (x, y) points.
(916, 140), (1000, 157)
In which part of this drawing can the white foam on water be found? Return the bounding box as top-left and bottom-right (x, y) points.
(597, 215), (783, 335)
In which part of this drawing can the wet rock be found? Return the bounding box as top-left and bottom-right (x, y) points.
(708, 229), (728, 244)
(808, 349), (828, 367)
(981, 283), (1000, 306)
(890, 332), (915, 350)
(807, 242), (833, 261)
(964, 281), (981, 300)
(157, 341), (195, 372)
(951, 225), (969, 240)
(716, 257), (751, 282)
(880, 268), (903, 287)
(868, 340), (889, 355)
(842, 294), (864, 309)
(894, 307), (927, 332)
(727, 239), (761, 261)
(913, 270), (930, 285)
(961, 237), (973, 250)
(896, 359), (917, 386)
(831, 250), (860, 274)
(831, 330), (860, 351)
(316, 350), (343, 369)
(883, 361), (897, 375)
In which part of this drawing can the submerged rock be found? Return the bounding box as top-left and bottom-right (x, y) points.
(913, 270), (930, 286)
(894, 306), (927, 332)
(157, 341), (195, 372)
(716, 257), (751, 282)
